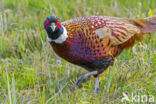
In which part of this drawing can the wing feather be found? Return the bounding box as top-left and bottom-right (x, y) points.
(94, 19), (141, 46)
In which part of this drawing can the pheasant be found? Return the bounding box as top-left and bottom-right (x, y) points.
(44, 15), (156, 92)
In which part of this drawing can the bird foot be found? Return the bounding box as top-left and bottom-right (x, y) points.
(74, 71), (98, 89)
(74, 74), (87, 88)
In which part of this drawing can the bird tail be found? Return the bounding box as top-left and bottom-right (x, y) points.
(130, 15), (156, 34)
(120, 16), (156, 49)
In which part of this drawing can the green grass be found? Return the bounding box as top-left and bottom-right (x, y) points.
(0, 0), (156, 103)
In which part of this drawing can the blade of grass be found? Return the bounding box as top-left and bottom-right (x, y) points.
(107, 58), (116, 93)
(136, 2), (142, 18)
(41, 87), (45, 104)
(7, 71), (12, 104)
(46, 82), (69, 104)
(12, 74), (17, 104)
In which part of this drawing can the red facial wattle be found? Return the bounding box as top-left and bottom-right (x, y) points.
(45, 24), (50, 28)
(55, 19), (61, 28)
(45, 19), (60, 29)
(45, 19), (51, 28)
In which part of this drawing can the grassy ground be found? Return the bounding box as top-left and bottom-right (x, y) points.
(0, 0), (156, 103)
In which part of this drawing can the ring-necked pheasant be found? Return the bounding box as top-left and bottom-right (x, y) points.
(44, 15), (156, 92)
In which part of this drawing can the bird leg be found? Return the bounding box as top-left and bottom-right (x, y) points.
(94, 75), (100, 93)
(74, 71), (98, 88)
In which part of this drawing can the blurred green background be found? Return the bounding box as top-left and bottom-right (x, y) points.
(0, 0), (155, 103)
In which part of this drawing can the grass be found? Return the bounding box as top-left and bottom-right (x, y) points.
(0, 0), (156, 103)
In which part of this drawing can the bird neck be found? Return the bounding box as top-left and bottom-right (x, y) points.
(47, 26), (68, 44)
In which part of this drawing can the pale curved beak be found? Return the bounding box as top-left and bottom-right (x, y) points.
(50, 23), (56, 31)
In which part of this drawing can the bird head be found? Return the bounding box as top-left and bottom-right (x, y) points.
(44, 15), (63, 40)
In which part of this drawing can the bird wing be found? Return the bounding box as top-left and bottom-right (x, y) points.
(63, 16), (141, 46)
(93, 17), (141, 46)
(62, 16), (142, 58)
